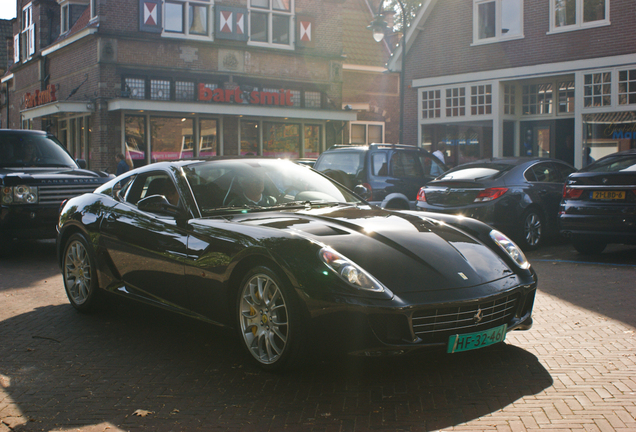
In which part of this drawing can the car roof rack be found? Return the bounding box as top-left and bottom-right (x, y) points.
(326, 143), (421, 151)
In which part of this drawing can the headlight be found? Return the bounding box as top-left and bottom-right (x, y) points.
(1, 185), (39, 205)
(489, 230), (530, 270)
(319, 247), (387, 293)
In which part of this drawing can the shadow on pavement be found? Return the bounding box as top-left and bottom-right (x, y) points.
(0, 240), (59, 292)
(1, 299), (552, 431)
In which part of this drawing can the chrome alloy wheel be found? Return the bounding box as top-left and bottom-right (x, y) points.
(64, 239), (92, 305)
(239, 273), (289, 365)
(523, 212), (542, 247)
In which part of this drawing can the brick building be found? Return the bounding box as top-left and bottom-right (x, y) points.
(2, 0), (399, 172)
(392, 0), (636, 168)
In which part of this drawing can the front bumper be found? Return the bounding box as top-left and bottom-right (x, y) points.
(1, 204), (60, 240)
(307, 273), (537, 356)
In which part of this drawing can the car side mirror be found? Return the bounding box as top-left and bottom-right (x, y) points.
(138, 194), (184, 217)
(353, 184), (370, 200)
(76, 159), (87, 169)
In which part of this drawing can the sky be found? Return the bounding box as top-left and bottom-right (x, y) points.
(1, 0), (17, 20)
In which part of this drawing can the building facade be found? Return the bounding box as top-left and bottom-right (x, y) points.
(2, 0), (385, 172)
(393, 0), (636, 168)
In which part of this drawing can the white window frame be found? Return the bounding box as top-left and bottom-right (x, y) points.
(472, 0), (524, 45)
(21, 3), (35, 59)
(349, 121), (385, 145)
(548, 0), (610, 34)
(248, 0), (295, 50)
(162, 0), (214, 41)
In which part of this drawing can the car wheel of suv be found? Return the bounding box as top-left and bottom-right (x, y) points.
(519, 208), (544, 250)
(63, 233), (101, 312)
(386, 200), (409, 210)
(237, 266), (306, 371)
(572, 240), (606, 255)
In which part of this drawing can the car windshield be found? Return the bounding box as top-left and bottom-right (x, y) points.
(313, 151), (364, 175)
(0, 132), (78, 168)
(584, 154), (636, 173)
(437, 163), (512, 181)
(183, 159), (362, 215)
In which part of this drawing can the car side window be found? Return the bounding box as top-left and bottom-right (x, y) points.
(126, 173), (180, 206)
(419, 154), (445, 177)
(390, 152), (422, 178)
(553, 162), (576, 181)
(371, 151), (389, 176)
(529, 163), (560, 183)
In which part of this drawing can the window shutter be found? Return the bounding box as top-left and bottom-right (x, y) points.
(28, 24), (35, 56)
(297, 16), (315, 48)
(14, 33), (20, 63)
(215, 5), (248, 41)
(139, 0), (163, 33)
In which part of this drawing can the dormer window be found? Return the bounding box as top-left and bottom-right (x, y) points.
(163, 0), (213, 39)
(58, 0), (90, 35)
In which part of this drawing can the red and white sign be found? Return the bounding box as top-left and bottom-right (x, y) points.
(198, 84), (293, 107)
(24, 84), (57, 109)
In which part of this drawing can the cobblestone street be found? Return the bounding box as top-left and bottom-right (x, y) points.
(1, 240), (635, 431)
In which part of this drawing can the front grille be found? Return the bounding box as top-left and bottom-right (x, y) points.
(38, 184), (98, 205)
(412, 294), (519, 343)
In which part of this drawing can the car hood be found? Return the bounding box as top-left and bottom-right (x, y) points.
(0, 167), (109, 184)
(222, 205), (514, 294)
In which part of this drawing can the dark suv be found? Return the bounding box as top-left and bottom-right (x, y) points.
(1, 130), (113, 252)
(313, 144), (447, 209)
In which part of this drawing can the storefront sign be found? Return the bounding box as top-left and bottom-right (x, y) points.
(198, 84), (293, 106)
(24, 84), (57, 109)
(606, 123), (636, 139)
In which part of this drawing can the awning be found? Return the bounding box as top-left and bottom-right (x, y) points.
(21, 101), (93, 120)
(107, 99), (358, 122)
(583, 111), (636, 124)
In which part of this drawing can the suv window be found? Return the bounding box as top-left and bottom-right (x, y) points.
(371, 151), (389, 176)
(313, 151), (364, 175)
(390, 152), (422, 178)
(0, 132), (77, 168)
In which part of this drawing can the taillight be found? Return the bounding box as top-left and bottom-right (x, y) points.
(416, 187), (427, 202)
(473, 187), (508, 202)
(562, 185), (583, 199)
(362, 183), (372, 201)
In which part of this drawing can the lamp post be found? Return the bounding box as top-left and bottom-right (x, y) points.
(367, 0), (407, 144)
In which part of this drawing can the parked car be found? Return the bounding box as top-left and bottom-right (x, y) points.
(292, 158), (316, 168)
(560, 149), (636, 254)
(313, 144), (447, 209)
(416, 157), (577, 250)
(57, 157), (536, 371)
(1, 130), (112, 254)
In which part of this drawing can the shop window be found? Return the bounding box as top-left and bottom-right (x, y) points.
(584, 72), (611, 107)
(558, 81), (575, 113)
(304, 91), (321, 109)
(164, 0), (211, 38)
(125, 115), (147, 167)
(522, 83), (553, 115)
(471, 85), (492, 115)
(422, 124), (492, 167)
(263, 122), (300, 158)
(551, 0), (608, 32)
(304, 125), (320, 158)
(150, 79), (171, 101)
(422, 90), (441, 119)
(473, 0), (523, 43)
(241, 121), (259, 155)
(618, 70), (636, 106)
(151, 117), (194, 162)
(125, 78), (146, 99)
(199, 119), (218, 157)
(446, 88), (466, 117)
(249, 0), (294, 49)
(504, 84), (516, 115)
(289, 90), (301, 107)
(176, 81), (196, 101)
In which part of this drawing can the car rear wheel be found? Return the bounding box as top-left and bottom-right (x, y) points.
(237, 266), (305, 371)
(63, 233), (101, 312)
(520, 208), (544, 250)
(572, 240), (606, 255)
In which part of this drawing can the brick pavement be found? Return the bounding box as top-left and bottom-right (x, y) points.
(0, 241), (635, 432)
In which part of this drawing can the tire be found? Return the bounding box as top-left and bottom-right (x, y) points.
(62, 233), (101, 312)
(385, 200), (409, 210)
(519, 208), (544, 250)
(572, 240), (606, 255)
(236, 265), (306, 371)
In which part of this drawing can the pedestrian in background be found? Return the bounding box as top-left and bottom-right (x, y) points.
(116, 153), (129, 176)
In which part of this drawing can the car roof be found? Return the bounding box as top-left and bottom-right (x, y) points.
(0, 129), (49, 136)
(323, 143), (430, 152)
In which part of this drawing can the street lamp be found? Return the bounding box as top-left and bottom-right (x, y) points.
(367, 0), (407, 144)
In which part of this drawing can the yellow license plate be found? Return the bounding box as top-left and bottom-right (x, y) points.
(592, 191), (625, 200)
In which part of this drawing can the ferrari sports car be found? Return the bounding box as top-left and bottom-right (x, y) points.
(57, 158), (537, 370)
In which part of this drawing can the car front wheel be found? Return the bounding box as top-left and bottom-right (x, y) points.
(237, 266), (305, 371)
(63, 233), (101, 312)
